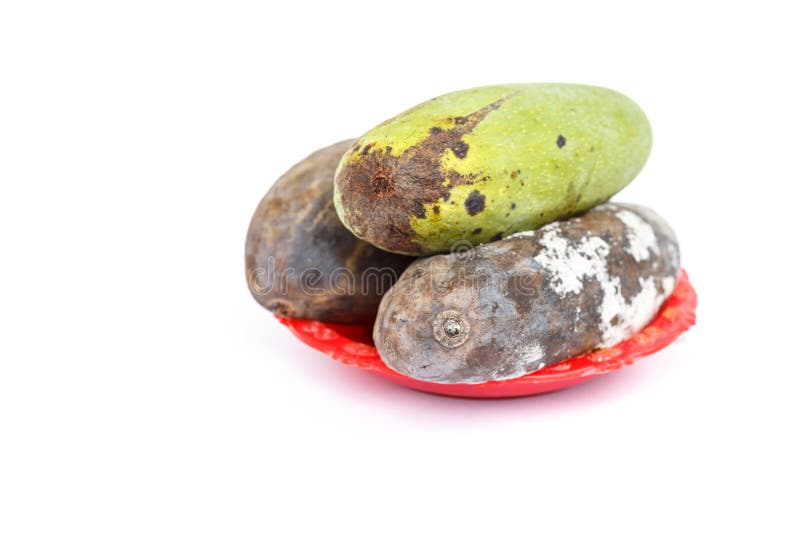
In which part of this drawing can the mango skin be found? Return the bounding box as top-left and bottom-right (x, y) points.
(334, 84), (652, 256)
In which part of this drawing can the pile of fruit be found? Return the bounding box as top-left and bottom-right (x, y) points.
(246, 84), (686, 386)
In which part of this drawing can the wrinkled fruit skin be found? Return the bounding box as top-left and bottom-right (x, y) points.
(246, 140), (413, 323)
(373, 203), (680, 384)
(334, 83), (652, 256)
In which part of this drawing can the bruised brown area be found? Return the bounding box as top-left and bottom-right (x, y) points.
(245, 140), (413, 323)
(370, 166), (395, 197)
(335, 92), (519, 254)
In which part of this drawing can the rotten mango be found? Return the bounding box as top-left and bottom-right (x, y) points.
(333, 84), (652, 256)
(245, 140), (412, 323)
(373, 203), (680, 384)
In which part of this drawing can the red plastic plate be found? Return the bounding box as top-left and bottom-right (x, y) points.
(278, 269), (697, 398)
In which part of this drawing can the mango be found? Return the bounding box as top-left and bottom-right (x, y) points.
(246, 140), (412, 323)
(373, 203), (680, 384)
(334, 84), (652, 255)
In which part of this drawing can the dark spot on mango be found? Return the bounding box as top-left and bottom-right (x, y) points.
(370, 166), (395, 197)
(489, 232), (503, 242)
(510, 203), (516, 209)
(429, 126), (443, 135)
(455, 116), (467, 125)
(452, 141), (469, 159)
(412, 201), (426, 218)
(266, 299), (294, 317)
(472, 228), (482, 235)
(433, 205), (440, 215)
(557, 135), (566, 148)
(464, 190), (486, 216)
(361, 143), (374, 155)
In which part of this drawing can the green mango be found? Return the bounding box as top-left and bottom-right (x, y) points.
(333, 83), (652, 256)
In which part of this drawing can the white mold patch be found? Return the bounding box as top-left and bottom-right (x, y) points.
(505, 230), (536, 239)
(534, 229), (610, 296)
(665, 242), (680, 268)
(533, 212), (671, 348)
(520, 343), (545, 366)
(661, 275), (676, 296)
(615, 208), (658, 262)
(598, 275), (661, 346)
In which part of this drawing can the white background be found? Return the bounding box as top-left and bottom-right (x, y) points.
(1, 1), (798, 532)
